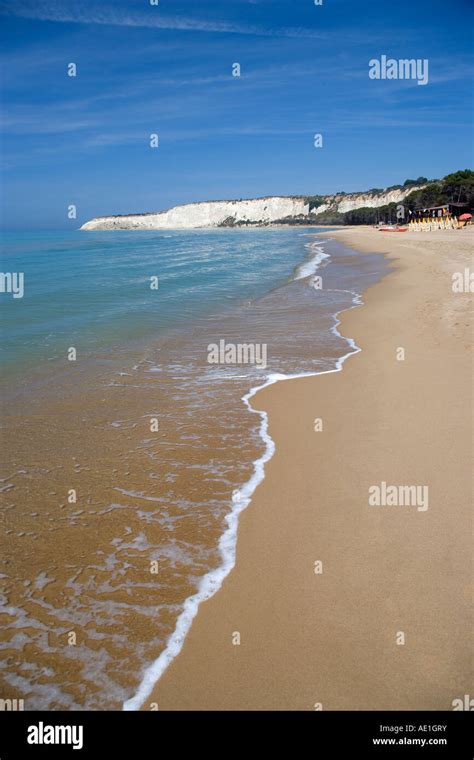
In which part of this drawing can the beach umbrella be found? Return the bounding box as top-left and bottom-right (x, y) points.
(459, 213), (472, 220)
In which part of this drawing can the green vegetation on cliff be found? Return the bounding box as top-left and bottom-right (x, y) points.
(336, 170), (474, 226)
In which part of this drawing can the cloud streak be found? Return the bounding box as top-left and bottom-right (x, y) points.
(0, 0), (326, 39)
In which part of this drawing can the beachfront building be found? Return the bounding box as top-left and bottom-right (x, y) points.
(409, 203), (468, 231)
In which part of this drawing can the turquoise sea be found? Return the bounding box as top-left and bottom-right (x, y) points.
(1, 228), (344, 375)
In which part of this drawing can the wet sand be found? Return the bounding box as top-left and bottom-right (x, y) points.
(143, 227), (473, 710)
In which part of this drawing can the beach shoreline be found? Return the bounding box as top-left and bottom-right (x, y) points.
(2, 229), (387, 710)
(139, 226), (473, 711)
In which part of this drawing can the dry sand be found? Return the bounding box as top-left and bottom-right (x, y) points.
(142, 227), (473, 711)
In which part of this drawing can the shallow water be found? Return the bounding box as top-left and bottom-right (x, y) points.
(0, 229), (388, 709)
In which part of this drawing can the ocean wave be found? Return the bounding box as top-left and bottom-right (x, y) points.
(294, 242), (330, 280)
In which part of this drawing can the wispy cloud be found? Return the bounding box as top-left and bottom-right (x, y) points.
(0, 0), (326, 39)
(0, 112), (100, 134)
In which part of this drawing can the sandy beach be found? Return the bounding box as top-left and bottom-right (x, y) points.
(142, 226), (473, 711)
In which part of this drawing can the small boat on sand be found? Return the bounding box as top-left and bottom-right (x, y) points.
(378, 225), (408, 232)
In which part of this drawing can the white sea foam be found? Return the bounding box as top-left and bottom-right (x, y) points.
(294, 242), (330, 280)
(123, 243), (367, 711)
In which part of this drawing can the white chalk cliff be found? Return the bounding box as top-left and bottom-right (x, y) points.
(80, 186), (425, 230)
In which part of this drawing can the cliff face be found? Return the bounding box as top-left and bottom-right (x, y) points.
(80, 186), (425, 230)
(81, 197), (309, 230)
(315, 186), (424, 215)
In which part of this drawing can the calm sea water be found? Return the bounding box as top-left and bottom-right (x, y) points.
(1, 228), (337, 375)
(0, 228), (389, 710)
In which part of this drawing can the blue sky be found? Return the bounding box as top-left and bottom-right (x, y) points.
(1, 0), (473, 229)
